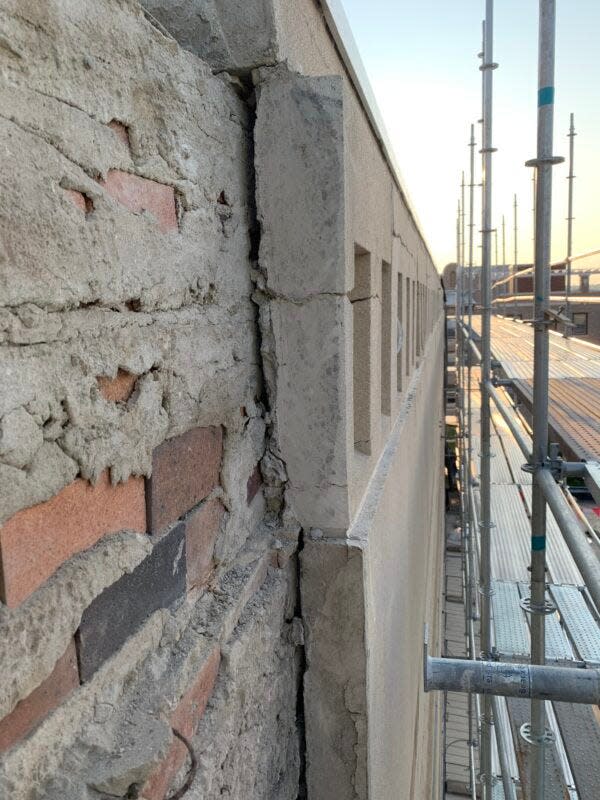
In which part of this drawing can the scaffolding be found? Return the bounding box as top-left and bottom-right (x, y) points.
(434, 2), (600, 799)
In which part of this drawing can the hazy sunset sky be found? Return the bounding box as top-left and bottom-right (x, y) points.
(339, 0), (600, 271)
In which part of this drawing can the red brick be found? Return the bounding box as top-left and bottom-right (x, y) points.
(142, 647), (220, 800)
(97, 369), (137, 402)
(64, 189), (92, 214)
(0, 470), (146, 607)
(146, 427), (222, 534)
(0, 641), (79, 752)
(246, 464), (262, 505)
(186, 498), (225, 591)
(108, 119), (130, 148)
(100, 169), (177, 232)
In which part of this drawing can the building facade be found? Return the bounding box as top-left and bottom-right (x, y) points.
(0, 2), (445, 798)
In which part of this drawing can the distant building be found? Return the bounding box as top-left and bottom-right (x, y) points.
(492, 252), (600, 343)
(446, 254), (600, 345)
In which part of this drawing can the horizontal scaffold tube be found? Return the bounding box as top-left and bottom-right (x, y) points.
(459, 322), (482, 363)
(484, 380), (531, 460)
(537, 467), (600, 612)
(424, 655), (600, 704)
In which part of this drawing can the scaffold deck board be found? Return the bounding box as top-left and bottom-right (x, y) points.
(550, 585), (600, 665)
(516, 583), (574, 664)
(505, 697), (567, 800)
(472, 317), (600, 461)
(444, 544), (475, 794)
(489, 484), (531, 582)
(553, 702), (600, 800)
(492, 581), (530, 660)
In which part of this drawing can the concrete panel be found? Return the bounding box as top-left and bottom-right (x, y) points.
(256, 72), (353, 533)
(256, 72), (349, 299)
(140, 0), (279, 71)
(301, 538), (368, 800)
(269, 295), (352, 532)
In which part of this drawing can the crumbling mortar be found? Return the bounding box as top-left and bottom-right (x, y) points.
(0, 112), (102, 181)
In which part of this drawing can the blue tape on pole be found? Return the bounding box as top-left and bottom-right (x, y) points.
(532, 535), (546, 551)
(538, 86), (555, 106)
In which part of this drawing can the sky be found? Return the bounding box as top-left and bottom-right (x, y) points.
(339, 0), (600, 271)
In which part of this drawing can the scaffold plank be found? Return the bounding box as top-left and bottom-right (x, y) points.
(516, 583), (574, 664)
(550, 585), (600, 665)
(553, 702), (600, 800)
(506, 697), (567, 800)
(492, 581), (530, 660)
(472, 317), (600, 462)
(489, 485), (531, 582)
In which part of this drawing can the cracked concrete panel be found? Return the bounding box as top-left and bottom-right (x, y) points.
(141, 0), (279, 72)
(301, 538), (367, 800)
(268, 295), (352, 533)
(255, 71), (349, 300)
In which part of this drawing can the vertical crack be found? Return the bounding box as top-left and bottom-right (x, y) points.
(236, 68), (307, 798)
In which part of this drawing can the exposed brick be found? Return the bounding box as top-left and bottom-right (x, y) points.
(97, 369), (137, 402)
(76, 522), (186, 682)
(146, 427), (223, 534)
(100, 169), (177, 232)
(64, 188), (93, 214)
(0, 641), (79, 752)
(0, 471), (146, 608)
(185, 498), (225, 591)
(108, 119), (131, 148)
(142, 647), (220, 800)
(246, 463), (263, 505)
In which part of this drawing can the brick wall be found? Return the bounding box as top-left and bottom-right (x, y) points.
(0, 2), (292, 798)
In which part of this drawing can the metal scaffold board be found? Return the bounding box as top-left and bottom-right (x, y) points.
(520, 484), (583, 586)
(492, 581), (530, 660)
(489, 484), (531, 582)
(489, 435), (515, 485)
(492, 695), (521, 784)
(550, 584), (600, 665)
(491, 416), (532, 485)
(553, 701), (600, 800)
(516, 583), (574, 663)
(505, 698), (567, 800)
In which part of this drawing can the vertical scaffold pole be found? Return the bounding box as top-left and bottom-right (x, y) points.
(479, 2), (497, 797)
(513, 194), (519, 318)
(525, 3), (564, 798)
(460, 173), (469, 543)
(466, 123), (479, 797)
(565, 113), (576, 336)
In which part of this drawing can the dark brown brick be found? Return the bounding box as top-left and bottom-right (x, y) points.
(146, 427), (222, 534)
(76, 523), (186, 682)
(0, 641), (79, 752)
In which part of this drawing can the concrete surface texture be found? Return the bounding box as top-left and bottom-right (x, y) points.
(0, 0), (445, 798)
